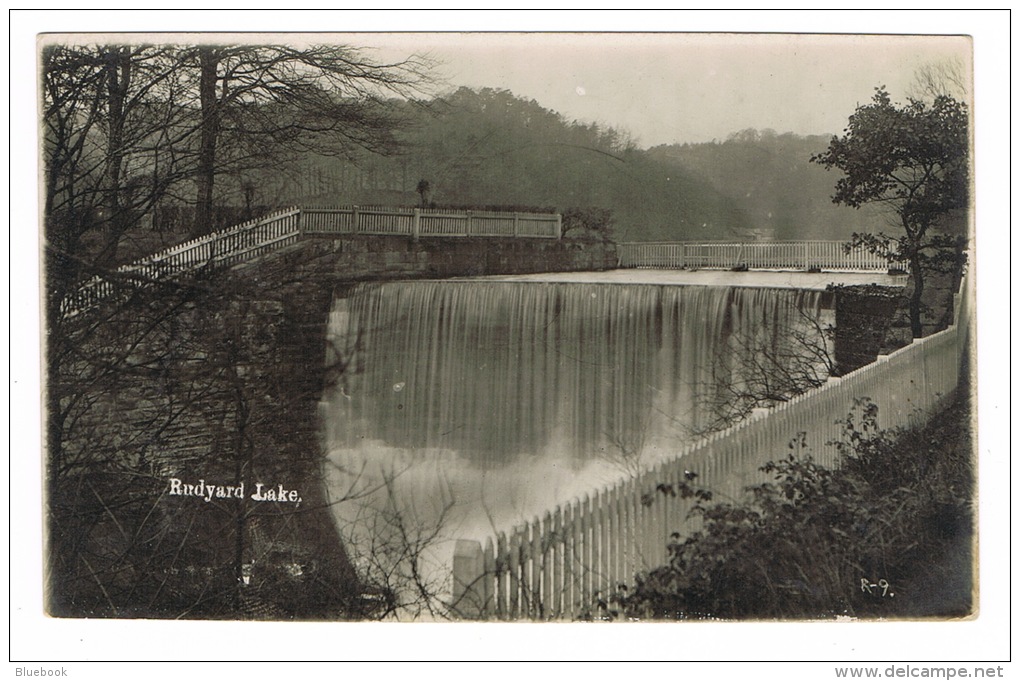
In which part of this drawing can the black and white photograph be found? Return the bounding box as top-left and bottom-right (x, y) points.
(11, 10), (1010, 669)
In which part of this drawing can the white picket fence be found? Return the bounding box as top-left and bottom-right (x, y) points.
(60, 208), (303, 318)
(60, 206), (562, 317)
(451, 271), (970, 620)
(617, 241), (898, 272)
(301, 206), (561, 239)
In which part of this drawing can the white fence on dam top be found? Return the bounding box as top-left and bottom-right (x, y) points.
(450, 271), (970, 620)
(617, 240), (898, 272)
(60, 206), (562, 317)
(300, 206), (561, 239)
(63, 207), (902, 318)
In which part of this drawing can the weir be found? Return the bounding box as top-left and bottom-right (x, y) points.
(319, 279), (832, 597)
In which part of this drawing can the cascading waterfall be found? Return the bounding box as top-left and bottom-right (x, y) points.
(320, 280), (828, 597)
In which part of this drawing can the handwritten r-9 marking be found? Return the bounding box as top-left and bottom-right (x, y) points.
(860, 578), (895, 597)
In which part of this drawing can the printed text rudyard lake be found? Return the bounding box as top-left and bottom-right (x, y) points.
(167, 478), (302, 503)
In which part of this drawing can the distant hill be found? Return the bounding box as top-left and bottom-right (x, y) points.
(240, 88), (885, 243)
(646, 129), (886, 241)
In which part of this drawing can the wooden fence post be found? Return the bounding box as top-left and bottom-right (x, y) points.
(509, 530), (521, 618)
(483, 537), (495, 618)
(451, 539), (486, 618)
(495, 532), (508, 619)
(513, 212), (520, 237)
(556, 214), (563, 240)
(412, 208), (421, 241)
(352, 205), (360, 234)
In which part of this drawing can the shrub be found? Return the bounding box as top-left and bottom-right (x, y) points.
(560, 207), (615, 241)
(605, 397), (973, 620)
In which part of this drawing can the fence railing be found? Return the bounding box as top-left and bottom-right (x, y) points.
(60, 206), (562, 318)
(617, 241), (898, 272)
(60, 207), (303, 318)
(451, 271), (970, 620)
(300, 206), (561, 239)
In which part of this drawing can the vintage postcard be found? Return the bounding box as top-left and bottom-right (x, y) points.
(16, 14), (1008, 666)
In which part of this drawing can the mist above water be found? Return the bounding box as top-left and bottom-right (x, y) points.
(320, 280), (827, 593)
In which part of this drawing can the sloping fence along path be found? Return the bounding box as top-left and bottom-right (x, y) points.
(450, 271), (970, 620)
(60, 206), (563, 317)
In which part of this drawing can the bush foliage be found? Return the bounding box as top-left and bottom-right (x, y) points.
(603, 397), (974, 620)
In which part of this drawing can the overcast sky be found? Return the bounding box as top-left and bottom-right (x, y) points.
(34, 23), (971, 149)
(360, 32), (971, 147)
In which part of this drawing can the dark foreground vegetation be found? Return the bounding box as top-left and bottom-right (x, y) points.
(600, 392), (974, 621)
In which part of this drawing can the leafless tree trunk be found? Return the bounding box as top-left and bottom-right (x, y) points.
(194, 47), (220, 237)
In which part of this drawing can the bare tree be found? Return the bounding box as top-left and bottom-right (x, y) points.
(188, 44), (434, 234)
(41, 39), (437, 619)
(327, 469), (458, 620)
(907, 57), (969, 102)
(47, 261), (379, 618)
(601, 411), (654, 477)
(691, 306), (837, 436)
(43, 46), (205, 606)
(43, 44), (199, 304)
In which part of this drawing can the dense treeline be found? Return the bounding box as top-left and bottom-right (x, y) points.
(50, 61), (886, 253)
(267, 88), (885, 242)
(647, 128), (887, 240)
(272, 87), (747, 241)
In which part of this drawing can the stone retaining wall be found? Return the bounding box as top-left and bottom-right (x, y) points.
(49, 236), (616, 619)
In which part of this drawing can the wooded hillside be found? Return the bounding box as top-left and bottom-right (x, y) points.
(255, 88), (885, 242)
